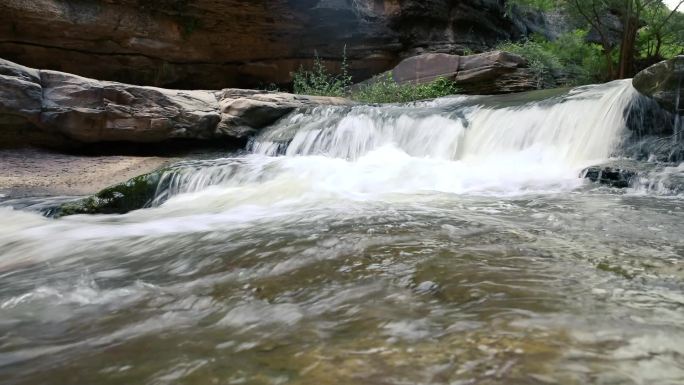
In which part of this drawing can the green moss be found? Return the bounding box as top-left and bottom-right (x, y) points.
(50, 171), (165, 217)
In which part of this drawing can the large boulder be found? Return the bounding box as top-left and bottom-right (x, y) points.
(216, 89), (353, 137)
(372, 51), (538, 94)
(0, 59), (42, 124)
(0, 0), (555, 89)
(632, 56), (684, 114)
(0, 58), (353, 146)
(39, 70), (222, 142)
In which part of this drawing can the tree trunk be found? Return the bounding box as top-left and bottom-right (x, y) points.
(618, 17), (639, 78)
(603, 45), (616, 80)
(654, 34), (663, 58)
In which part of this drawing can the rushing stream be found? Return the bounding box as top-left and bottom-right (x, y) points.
(1, 80), (683, 385)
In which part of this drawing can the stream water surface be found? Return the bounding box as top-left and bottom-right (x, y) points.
(0, 80), (682, 385)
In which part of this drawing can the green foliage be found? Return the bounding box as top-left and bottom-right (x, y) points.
(352, 75), (460, 104)
(638, 2), (684, 59)
(496, 30), (608, 87)
(497, 38), (562, 88)
(508, 0), (684, 79)
(292, 47), (460, 103)
(461, 47), (474, 55)
(544, 29), (611, 84)
(292, 47), (352, 97)
(505, 0), (557, 14)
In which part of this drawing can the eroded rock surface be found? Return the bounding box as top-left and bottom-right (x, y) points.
(0, 58), (352, 146)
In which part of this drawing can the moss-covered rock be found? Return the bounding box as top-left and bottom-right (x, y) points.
(47, 171), (165, 217)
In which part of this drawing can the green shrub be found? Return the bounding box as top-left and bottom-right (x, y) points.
(496, 30), (608, 87)
(352, 74), (460, 104)
(496, 38), (562, 88)
(292, 48), (352, 97)
(544, 29), (610, 84)
(292, 47), (460, 103)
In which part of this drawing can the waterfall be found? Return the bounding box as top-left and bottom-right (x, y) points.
(251, 80), (636, 167)
(144, 80), (640, 206)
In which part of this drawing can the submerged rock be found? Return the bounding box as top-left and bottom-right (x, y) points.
(632, 56), (684, 114)
(0, 58), (352, 147)
(579, 160), (684, 195)
(582, 165), (637, 188)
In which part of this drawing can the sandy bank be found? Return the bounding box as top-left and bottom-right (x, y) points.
(0, 148), (174, 198)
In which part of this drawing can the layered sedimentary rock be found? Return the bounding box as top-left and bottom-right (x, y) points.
(388, 51), (538, 94)
(0, 58), (352, 146)
(0, 0), (550, 89)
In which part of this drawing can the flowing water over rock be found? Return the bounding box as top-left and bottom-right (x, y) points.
(1, 80), (683, 385)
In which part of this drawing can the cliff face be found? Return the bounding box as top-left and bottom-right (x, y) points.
(0, 0), (545, 89)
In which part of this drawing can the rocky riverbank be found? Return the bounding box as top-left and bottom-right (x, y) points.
(1, 55), (681, 205)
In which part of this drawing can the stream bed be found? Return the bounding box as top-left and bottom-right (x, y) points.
(0, 80), (682, 385)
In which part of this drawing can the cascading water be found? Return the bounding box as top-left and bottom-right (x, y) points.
(1, 79), (683, 385)
(252, 80), (634, 165)
(141, 80), (638, 206)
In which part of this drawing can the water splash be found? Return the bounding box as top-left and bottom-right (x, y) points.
(251, 80), (636, 168)
(146, 81), (638, 206)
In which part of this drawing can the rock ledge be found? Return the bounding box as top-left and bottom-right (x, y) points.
(0, 58), (352, 146)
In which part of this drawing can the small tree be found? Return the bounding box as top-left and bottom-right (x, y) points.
(639, 1), (684, 60)
(510, 0), (684, 79)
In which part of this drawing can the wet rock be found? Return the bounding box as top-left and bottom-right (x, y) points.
(581, 166), (637, 188)
(582, 160), (684, 194)
(47, 171), (165, 217)
(631, 163), (684, 196)
(0, 58), (353, 146)
(388, 51), (538, 94)
(632, 56), (684, 114)
(216, 89), (353, 138)
(0, 0), (552, 89)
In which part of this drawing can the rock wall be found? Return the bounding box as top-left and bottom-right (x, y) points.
(0, 0), (548, 89)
